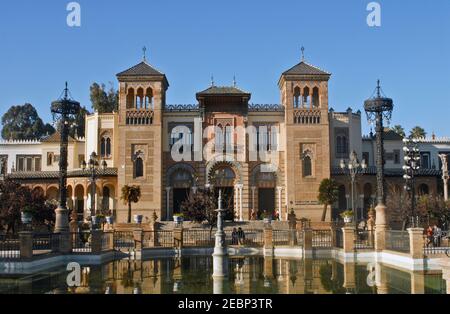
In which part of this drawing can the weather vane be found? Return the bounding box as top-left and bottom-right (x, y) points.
(143, 46), (147, 62)
(301, 46), (305, 61)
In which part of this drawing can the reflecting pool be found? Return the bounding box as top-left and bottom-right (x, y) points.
(0, 256), (446, 294)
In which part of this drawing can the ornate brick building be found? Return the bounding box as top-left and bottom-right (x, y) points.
(2, 55), (448, 224)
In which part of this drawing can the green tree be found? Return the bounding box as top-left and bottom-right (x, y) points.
(1, 104), (55, 140)
(318, 178), (339, 222)
(120, 185), (141, 223)
(90, 82), (118, 113)
(409, 126), (426, 139)
(391, 125), (405, 138)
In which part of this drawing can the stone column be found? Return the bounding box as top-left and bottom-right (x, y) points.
(411, 271), (425, 294)
(264, 226), (274, 256)
(342, 227), (355, 254)
(165, 187), (171, 221)
(19, 231), (33, 259)
(375, 204), (387, 252)
(173, 227), (183, 249)
(133, 229), (143, 251)
(359, 194), (364, 220)
(343, 262), (356, 293)
(251, 186), (256, 213)
(277, 187), (283, 221)
(236, 184), (244, 222)
(408, 228), (425, 259)
(346, 194), (350, 209)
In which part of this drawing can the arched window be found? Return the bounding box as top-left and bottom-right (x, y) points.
(100, 134), (112, 158)
(312, 87), (319, 107)
(106, 138), (111, 156)
(136, 88), (144, 109)
(102, 186), (110, 211)
(100, 138), (106, 157)
(338, 185), (347, 211)
(224, 124), (232, 151)
(134, 156), (144, 178)
(303, 87), (310, 107)
(303, 155), (312, 177)
(126, 88), (135, 109)
(145, 87), (153, 110)
(293, 86), (301, 108)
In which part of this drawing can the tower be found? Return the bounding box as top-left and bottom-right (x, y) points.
(278, 53), (331, 221)
(116, 56), (169, 222)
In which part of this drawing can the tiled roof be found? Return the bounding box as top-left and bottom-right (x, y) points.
(332, 166), (442, 177)
(7, 168), (118, 180)
(196, 85), (251, 96)
(282, 61), (330, 76)
(116, 61), (164, 77)
(41, 131), (77, 143)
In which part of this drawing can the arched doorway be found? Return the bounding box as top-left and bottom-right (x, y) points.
(209, 164), (237, 221)
(251, 165), (277, 218)
(171, 169), (193, 215)
(46, 186), (59, 202)
(74, 185), (85, 220)
(418, 183), (430, 196)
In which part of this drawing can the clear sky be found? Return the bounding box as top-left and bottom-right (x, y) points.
(0, 0), (449, 136)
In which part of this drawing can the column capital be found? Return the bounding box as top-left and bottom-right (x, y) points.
(236, 184), (244, 190)
(276, 186), (284, 192)
(251, 186), (257, 192)
(165, 186), (171, 192)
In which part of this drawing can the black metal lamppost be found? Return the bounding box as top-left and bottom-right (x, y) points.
(402, 138), (420, 225)
(340, 151), (367, 228)
(51, 83), (80, 233)
(82, 152), (107, 228)
(364, 80), (394, 219)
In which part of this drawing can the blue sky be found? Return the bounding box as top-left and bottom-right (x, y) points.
(0, 0), (449, 136)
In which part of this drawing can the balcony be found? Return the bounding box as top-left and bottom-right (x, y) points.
(293, 109), (321, 125)
(125, 109), (154, 125)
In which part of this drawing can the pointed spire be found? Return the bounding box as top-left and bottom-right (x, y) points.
(211, 74), (215, 87)
(233, 75), (237, 87)
(301, 46), (305, 62)
(143, 46), (147, 62)
(376, 79), (381, 97)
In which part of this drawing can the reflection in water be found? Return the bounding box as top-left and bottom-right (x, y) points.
(0, 256), (447, 294)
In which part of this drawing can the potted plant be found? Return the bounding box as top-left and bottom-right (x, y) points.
(340, 210), (354, 224)
(173, 213), (184, 225)
(21, 206), (34, 224)
(134, 214), (144, 224)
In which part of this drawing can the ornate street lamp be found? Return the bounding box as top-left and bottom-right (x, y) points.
(402, 138), (420, 224)
(439, 154), (449, 202)
(51, 82), (80, 233)
(364, 80), (394, 223)
(82, 152), (107, 228)
(340, 151), (367, 227)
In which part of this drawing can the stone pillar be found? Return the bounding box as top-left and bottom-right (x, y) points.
(343, 227), (355, 254)
(408, 228), (425, 259)
(277, 187), (283, 221)
(59, 232), (72, 254)
(343, 262), (356, 293)
(330, 224), (337, 247)
(19, 231), (33, 259)
(410, 271), (425, 294)
(165, 187), (171, 221)
(359, 194), (364, 220)
(375, 204), (387, 252)
(345, 194), (350, 209)
(173, 227), (183, 249)
(303, 228), (313, 256)
(90, 230), (103, 254)
(104, 231), (114, 250)
(251, 186), (256, 213)
(264, 226), (274, 256)
(133, 229), (143, 251)
(375, 262), (389, 294)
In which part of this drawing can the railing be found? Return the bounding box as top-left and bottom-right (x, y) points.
(224, 229), (264, 247)
(0, 234), (20, 259)
(143, 230), (174, 248)
(114, 231), (135, 250)
(386, 230), (410, 253)
(312, 230), (332, 248)
(356, 230), (374, 250)
(273, 230), (290, 246)
(335, 229), (343, 249)
(423, 233), (450, 255)
(32, 233), (59, 254)
(297, 230), (304, 246)
(183, 230), (214, 247)
(71, 232), (91, 253)
(102, 232), (113, 251)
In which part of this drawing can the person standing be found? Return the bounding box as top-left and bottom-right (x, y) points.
(433, 225), (442, 247)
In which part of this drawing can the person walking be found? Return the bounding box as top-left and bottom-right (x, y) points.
(231, 228), (238, 245)
(237, 227), (246, 245)
(433, 225), (442, 247)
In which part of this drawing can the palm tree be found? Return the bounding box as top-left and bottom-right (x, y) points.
(318, 179), (339, 222)
(409, 126), (426, 139)
(391, 125), (405, 138)
(121, 185), (141, 223)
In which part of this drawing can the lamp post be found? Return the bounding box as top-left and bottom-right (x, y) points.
(364, 80), (394, 225)
(402, 138), (420, 225)
(439, 154), (449, 202)
(340, 151), (367, 227)
(51, 82), (80, 233)
(82, 152), (107, 228)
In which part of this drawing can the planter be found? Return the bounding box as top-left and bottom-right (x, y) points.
(173, 216), (184, 225)
(21, 212), (33, 224)
(343, 216), (353, 224)
(134, 215), (143, 224)
(105, 216), (114, 225)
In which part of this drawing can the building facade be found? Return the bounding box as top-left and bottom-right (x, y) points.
(1, 56), (448, 223)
